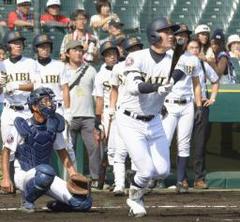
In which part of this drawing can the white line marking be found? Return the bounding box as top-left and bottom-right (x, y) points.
(0, 205), (238, 211)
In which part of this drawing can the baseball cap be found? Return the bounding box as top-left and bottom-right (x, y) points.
(16, 0), (31, 5)
(211, 29), (225, 42)
(108, 19), (124, 29)
(65, 40), (83, 52)
(46, 0), (61, 7)
(174, 24), (192, 35)
(227, 34), (240, 49)
(195, 24), (211, 35)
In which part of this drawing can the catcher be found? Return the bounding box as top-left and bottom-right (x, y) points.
(0, 87), (92, 213)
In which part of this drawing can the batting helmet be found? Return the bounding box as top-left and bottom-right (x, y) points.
(147, 17), (179, 45)
(33, 34), (53, 52)
(27, 87), (56, 117)
(123, 36), (143, 51)
(100, 41), (119, 56)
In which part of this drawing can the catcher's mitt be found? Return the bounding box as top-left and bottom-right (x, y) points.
(67, 173), (91, 196)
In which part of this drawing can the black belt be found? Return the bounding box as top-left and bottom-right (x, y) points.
(123, 110), (155, 122)
(165, 99), (188, 105)
(4, 104), (25, 111)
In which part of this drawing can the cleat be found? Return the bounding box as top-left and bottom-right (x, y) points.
(20, 201), (35, 213)
(127, 198), (146, 217)
(47, 200), (72, 212)
(113, 187), (125, 196)
(176, 179), (189, 194)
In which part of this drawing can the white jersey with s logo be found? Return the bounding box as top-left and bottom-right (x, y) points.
(34, 59), (68, 102)
(92, 63), (112, 109)
(3, 57), (36, 105)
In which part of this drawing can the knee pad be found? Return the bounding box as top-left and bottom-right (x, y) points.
(35, 164), (56, 189)
(68, 195), (92, 212)
(25, 164), (56, 203)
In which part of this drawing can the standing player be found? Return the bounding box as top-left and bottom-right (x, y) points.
(116, 17), (181, 217)
(110, 36), (143, 195)
(1, 87), (92, 212)
(1, 31), (35, 150)
(32, 33), (76, 170)
(162, 24), (202, 193)
(93, 41), (119, 188)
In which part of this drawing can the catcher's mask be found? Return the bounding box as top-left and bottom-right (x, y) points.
(27, 87), (56, 118)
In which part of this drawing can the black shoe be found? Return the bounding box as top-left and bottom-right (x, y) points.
(47, 201), (72, 212)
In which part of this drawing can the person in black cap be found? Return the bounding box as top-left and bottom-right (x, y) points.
(208, 29), (236, 84)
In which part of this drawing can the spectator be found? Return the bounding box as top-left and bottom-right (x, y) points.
(90, 0), (119, 41)
(40, 0), (70, 27)
(227, 34), (240, 59)
(108, 19), (125, 41)
(208, 29), (236, 84)
(7, 0), (33, 31)
(64, 40), (101, 186)
(60, 9), (98, 63)
(194, 24), (214, 62)
(187, 38), (219, 189)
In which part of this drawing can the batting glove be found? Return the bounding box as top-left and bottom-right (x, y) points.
(157, 83), (173, 95)
(63, 108), (72, 125)
(4, 82), (19, 94)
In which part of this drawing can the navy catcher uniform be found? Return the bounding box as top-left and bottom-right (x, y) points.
(0, 88), (92, 212)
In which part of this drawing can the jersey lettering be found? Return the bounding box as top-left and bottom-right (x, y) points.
(41, 75), (60, 84)
(103, 81), (111, 91)
(7, 73), (30, 82)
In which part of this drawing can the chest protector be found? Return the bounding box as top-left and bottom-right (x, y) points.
(14, 113), (65, 171)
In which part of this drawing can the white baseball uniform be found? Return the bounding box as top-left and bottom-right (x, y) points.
(93, 63), (116, 165)
(34, 59), (76, 174)
(162, 51), (201, 158)
(1, 57), (36, 146)
(116, 48), (173, 188)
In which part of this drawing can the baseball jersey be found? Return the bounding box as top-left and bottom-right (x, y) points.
(34, 59), (68, 102)
(166, 51), (201, 100)
(0, 61), (6, 103)
(110, 60), (126, 107)
(92, 63), (112, 110)
(3, 57), (36, 105)
(119, 48), (173, 116)
(199, 61), (219, 100)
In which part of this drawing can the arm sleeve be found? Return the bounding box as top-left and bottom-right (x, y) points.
(92, 73), (103, 97)
(59, 62), (69, 85)
(204, 62), (219, 83)
(53, 132), (66, 150)
(4, 127), (22, 154)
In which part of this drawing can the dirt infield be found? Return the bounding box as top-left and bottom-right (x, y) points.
(0, 189), (240, 222)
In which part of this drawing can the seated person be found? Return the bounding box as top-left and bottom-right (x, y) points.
(90, 0), (119, 40)
(7, 0), (33, 31)
(108, 19), (125, 41)
(0, 87), (92, 213)
(41, 0), (70, 27)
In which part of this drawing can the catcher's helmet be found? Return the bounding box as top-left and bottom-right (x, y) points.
(33, 34), (53, 52)
(123, 36), (143, 51)
(100, 41), (119, 56)
(147, 17), (179, 45)
(27, 87), (56, 117)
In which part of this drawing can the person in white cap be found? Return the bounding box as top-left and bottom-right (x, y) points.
(7, 0), (33, 31)
(194, 24), (215, 61)
(41, 0), (70, 27)
(227, 34), (240, 59)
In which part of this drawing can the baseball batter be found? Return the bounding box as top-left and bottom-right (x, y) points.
(115, 17), (181, 217)
(0, 87), (92, 212)
(162, 25), (202, 193)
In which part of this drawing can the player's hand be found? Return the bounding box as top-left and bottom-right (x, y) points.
(203, 98), (215, 107)
(4, 82), (19, 94)
(194, 106), (203, 125)
(63, 108), (72, 125)
(157, 83), (173, 95)
(108, 107), (115, 119)
(1, 178), (14, 193)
